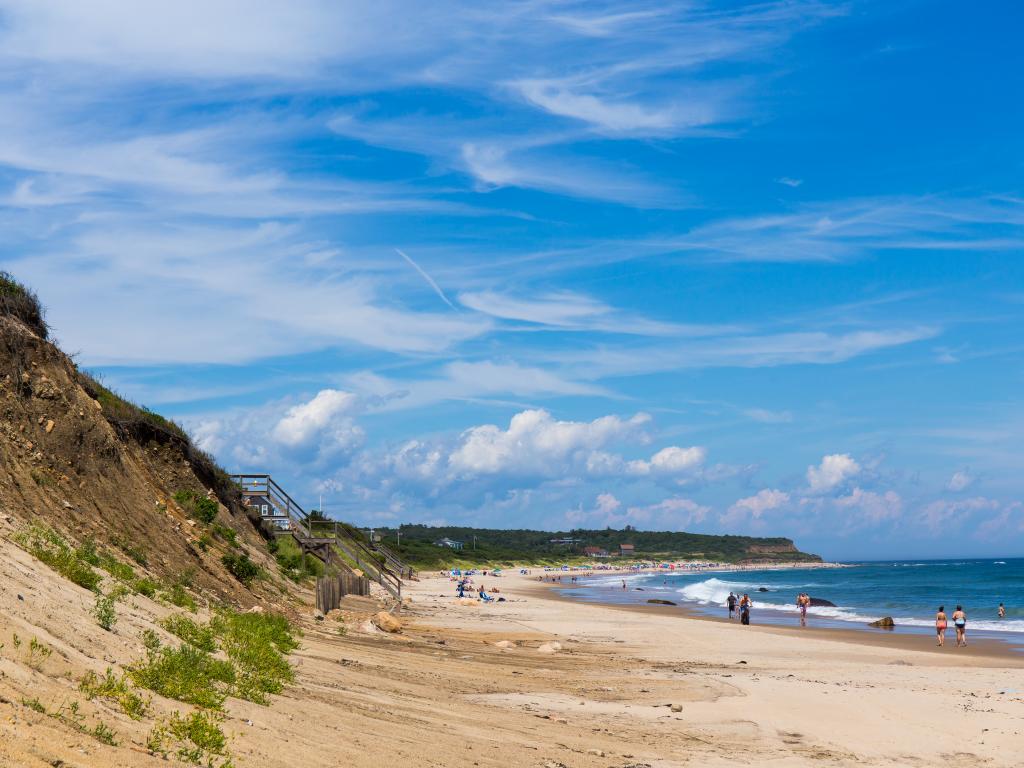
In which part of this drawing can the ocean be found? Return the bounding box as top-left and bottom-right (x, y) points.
(559, 558), (1024, 648)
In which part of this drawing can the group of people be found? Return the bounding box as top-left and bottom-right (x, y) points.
(935, 605), (968, 647)
(726, 592), (753, 625)
(455, 578), (500, 602)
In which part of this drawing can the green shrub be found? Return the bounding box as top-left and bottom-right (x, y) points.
(132, 577), (160, 598)
(221, 553), (262, 586)
(129, 643), (233, 710)
(272, 536), (322, 582)
(211, 610), (297, 704)
(149, 710), (231, 767)
(173, 490), (218, 524)
(163, 583), (197, 612)
(79, 669), (150, 720)
(92, 721), (118, 746)
(93, 593), (118, 632)
(211, 524), (238, 548)
(98, 552), (136, 582)
(112, 536), (148, 566)
(27, 637), (52, 669)
(15, 524), (102, 592)
(161, 615), (217, 652)
(21, 697), (46, 713)
(77, 538), (101, 566)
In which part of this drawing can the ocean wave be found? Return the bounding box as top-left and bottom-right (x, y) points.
(676, 577), (823, 603)
(674, 578), (1024, 633)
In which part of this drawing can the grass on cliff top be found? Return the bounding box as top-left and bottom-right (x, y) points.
(0, 271), (48, 338)
(75, 370), (244, 519)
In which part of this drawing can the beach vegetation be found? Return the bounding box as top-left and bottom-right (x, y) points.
(221, 552), (263, 585)
(79, 669), (151, 720)
(93, 593), (119, 631)
(14, 523), (103, 592)
(174, 490), (219, 524)
(272, 535), (323, 581)
(27, 637), (53, 669)
(132, 609), (297, 709)
(148, 710), (232, 767)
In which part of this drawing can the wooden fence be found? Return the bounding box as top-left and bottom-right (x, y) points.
(316, 573), (371, 613)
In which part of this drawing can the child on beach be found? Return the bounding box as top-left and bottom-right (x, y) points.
(935, 606), (947, 646)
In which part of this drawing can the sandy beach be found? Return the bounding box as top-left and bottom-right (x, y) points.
(4, 546), (1024, 768)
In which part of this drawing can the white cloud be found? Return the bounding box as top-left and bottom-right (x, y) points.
(595, 492), (622, 516)
(775, 177), (803, 187)
(723, 488), (791, 526)
(945, 469), (975, 493)
(513, 77), (714, 135)
(448, 409), (651, 477)
(273, 389), (360, 448)
(630, 445), (707, 475)
(806, 453), (861, 494)
(743, 407), (793, 423)
(568, 493), (708, 529)
(624, 497), (709, 529)
(918, 496), (1000, 535)
(833, 488), (902, 526)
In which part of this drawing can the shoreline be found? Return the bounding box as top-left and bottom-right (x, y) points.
(517, 573), (1024, 664)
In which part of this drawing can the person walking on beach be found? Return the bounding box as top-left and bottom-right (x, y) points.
(935, 605), (947, 646)
(739, 593), (751, 625)
(727, 592), (737, 619)
(952, 605), (967, 647)
(797, 592), (810, 627)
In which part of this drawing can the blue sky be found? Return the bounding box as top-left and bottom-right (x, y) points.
(2, 1), (1023, 560)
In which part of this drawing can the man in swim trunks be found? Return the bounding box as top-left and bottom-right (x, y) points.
(727, 592), (737, 619)
(797, 592), (809, 627)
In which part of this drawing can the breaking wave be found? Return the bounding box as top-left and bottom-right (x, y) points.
(676, 577), (1024, 633)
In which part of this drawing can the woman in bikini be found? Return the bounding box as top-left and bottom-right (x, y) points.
(952, 605), (967, 647)
(935, 605), (947, 646)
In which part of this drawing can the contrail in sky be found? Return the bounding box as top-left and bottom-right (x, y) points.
(395, 248), (457, 310)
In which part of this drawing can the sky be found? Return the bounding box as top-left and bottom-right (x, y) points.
(1, 1), (1023, 560)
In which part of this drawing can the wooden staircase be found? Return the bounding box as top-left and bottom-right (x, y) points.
(230, 473), (404, 599)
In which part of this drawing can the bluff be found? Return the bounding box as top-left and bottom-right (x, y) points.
(0, 273), (277, 604)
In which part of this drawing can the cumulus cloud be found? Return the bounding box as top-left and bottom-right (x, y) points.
(190, 388), (364, 478)
(806, 453), (861, 494)
(833, 488), (902, 527)
(945, 469), (976, 493)
(448, 409), (651, 477)
(722, 488), (790, 527)
(273, 389), (359, 447)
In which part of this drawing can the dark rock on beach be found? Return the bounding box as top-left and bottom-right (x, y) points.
(808, 597), (836, 607)
(869, 616), (896, 629)
(647, 599), (677, 606)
